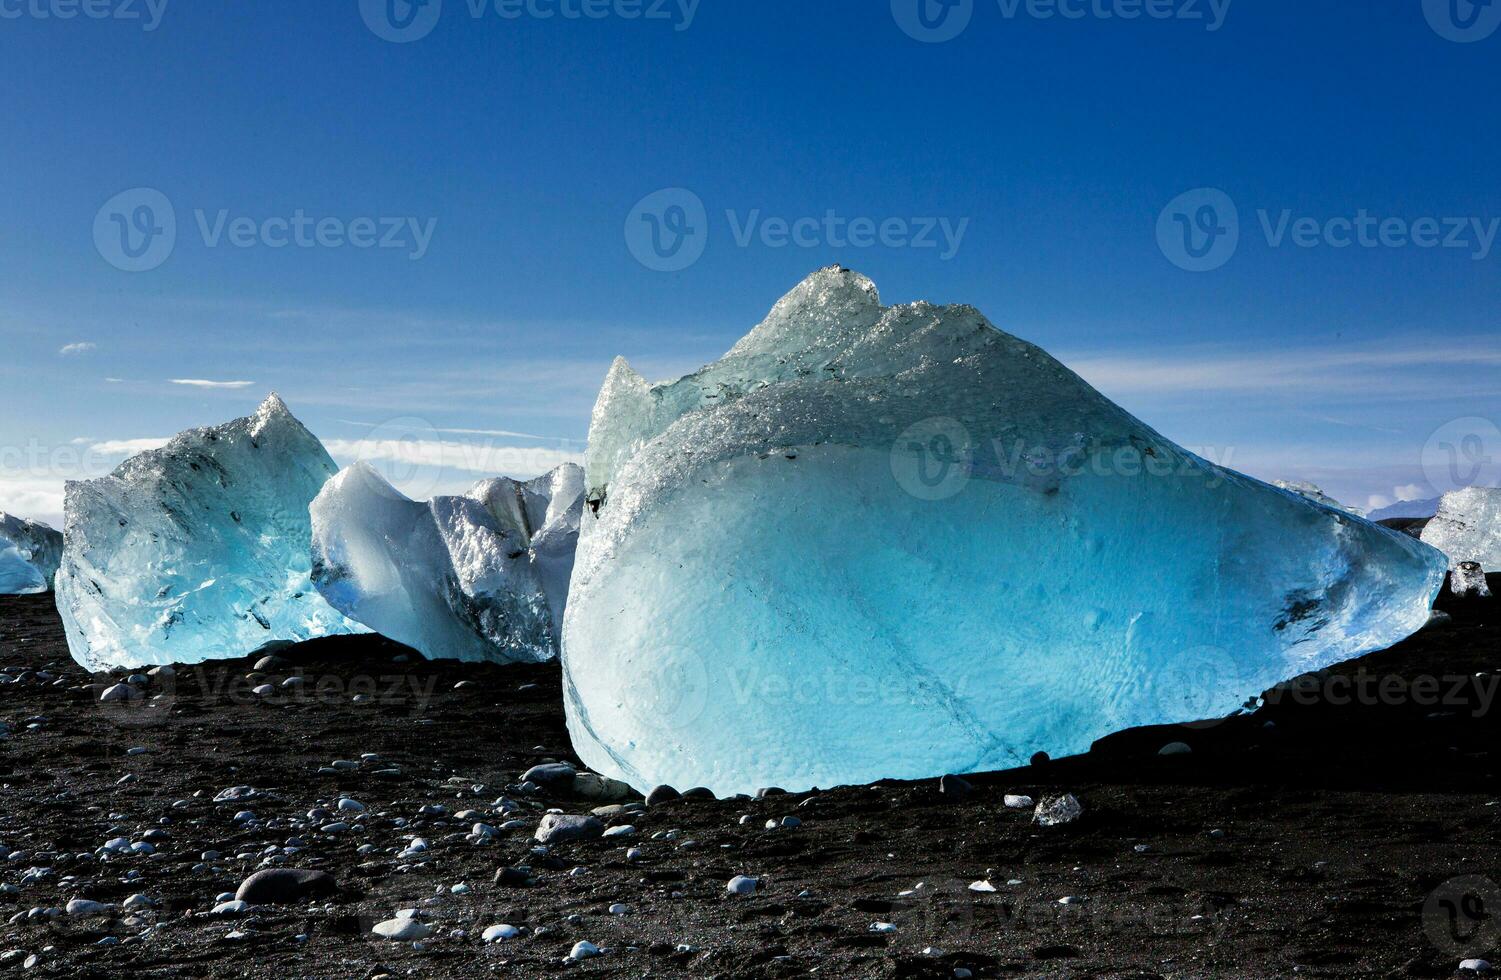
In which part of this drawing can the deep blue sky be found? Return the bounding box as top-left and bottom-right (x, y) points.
(3, 0), (1499, 525)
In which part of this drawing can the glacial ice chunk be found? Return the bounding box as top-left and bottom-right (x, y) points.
(1420, 486), (1501, 571)
(310, 462), (583, 663)
(562, 267), (1449, 797)
(0, 513), (63, 595)
(1272, 481), (1362, 516)
(54, 394), (364, 671)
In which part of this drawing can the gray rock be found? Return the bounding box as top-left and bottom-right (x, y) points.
(521, 763), (577, 787)
(234, 868), (338, 905)
(533, 814), (604, 845)
(645, 785), (681, 806)
(572, 772), (635, 802)
(372, 917), (432, 941)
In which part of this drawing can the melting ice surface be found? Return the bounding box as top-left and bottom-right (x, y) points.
(310, 462), (583, 663)
(1272, 481), (1362, 517)
(1421, 487), (1501, 571)
(562, 267), (1449, 797)
(0, 513), (63, 595)
(54, 395), (364, 671)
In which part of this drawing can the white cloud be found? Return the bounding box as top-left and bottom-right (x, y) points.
(323, 438), (583, 478)
(89, 437), (172, 455)
(58, 342), (96, 356)
(1393, 483), (1427, 502)
(1062, 339), (1501, 398)
(169, 379), (256, 389)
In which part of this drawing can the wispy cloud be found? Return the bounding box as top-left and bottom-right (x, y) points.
(1062, 339), (1501, 399)
(58, 342), (96, 356)
(324, 438), (582, 477)
(169, 379), (257, 390)
(89, 437), (171, 455)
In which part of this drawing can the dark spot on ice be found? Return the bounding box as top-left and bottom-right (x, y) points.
(230, 511), (241, 523)
(1275, 593), (1323, 632)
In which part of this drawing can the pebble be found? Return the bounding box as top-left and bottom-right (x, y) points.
(726, 875), (759, 896)
(645, 785), (681, 806)
(938, 774), (973, 800)
(1003, 794), (1034, 809)
(235, 868), (338, 905)
(482, 924), (520, 942)
(372, 918), (433, 941)
(99, 684), (139, 703)
(65, 899), (111, 917)
(1459, 960), (1492, 974)
(521, 763), (577, 787)
(568, 940), (601, 961)
(533, 814), (604, 844)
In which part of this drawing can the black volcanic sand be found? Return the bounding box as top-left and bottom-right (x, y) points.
(0, 579), (1497, 979)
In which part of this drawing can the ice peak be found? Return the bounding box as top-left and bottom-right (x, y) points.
(257, 391), (291, 418)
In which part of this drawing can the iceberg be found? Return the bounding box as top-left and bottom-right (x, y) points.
(0, 513), (63, 595)
(310, 462), (583, 663)
(562, 267), (1449, 797)
(1272, 481), (1362, 516)
(1420, 486), (1501, 571)
(54, 394), (364, 672)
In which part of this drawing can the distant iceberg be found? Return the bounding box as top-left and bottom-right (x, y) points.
(54, 395), (364, 671)
(0, 513), (63, 595)
(310, 463), (583, 663)
(1420, 486), (1501, 571)
(562, 267), (1449, 796)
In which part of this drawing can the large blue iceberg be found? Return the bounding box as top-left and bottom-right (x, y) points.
(310, 462), (583, 663)
(0, 513), (63, 595)
(54, 394), (364, 671)
(562, 268), (1449, 796)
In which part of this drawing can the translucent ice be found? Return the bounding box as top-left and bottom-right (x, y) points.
(1272, 481), (1362, 516)
(54, 394), (364, 671)
(310, 462), (583, 663)
(562, 267), (1449, 796)
(1421, 486), (1501, 571)
(0, 513), (62, 595)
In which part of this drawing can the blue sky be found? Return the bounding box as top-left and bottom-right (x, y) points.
(2, 0), (1499, 526)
